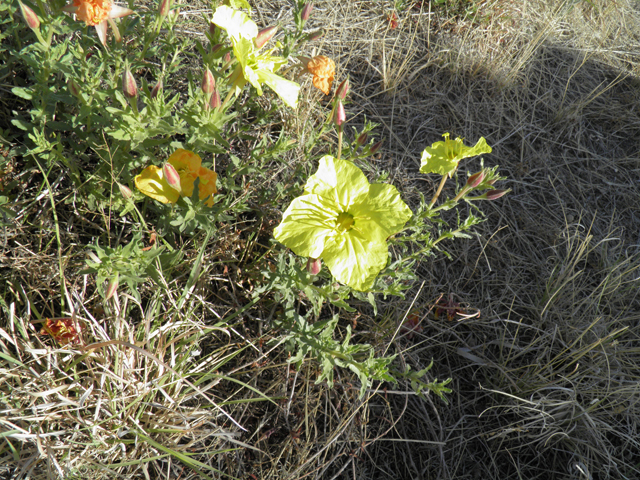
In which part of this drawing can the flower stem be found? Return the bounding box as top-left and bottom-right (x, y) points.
(429, 175), (448, 208)
(337, 126), (343, 160)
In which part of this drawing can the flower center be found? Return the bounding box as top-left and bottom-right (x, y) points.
(335, 212), (354, 232)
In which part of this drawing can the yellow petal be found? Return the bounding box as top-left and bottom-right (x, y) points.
(134, 165), (180, 204)
(197, 167), (218, 206)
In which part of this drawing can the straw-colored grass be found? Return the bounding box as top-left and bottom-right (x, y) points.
(2, 0), (640, 478)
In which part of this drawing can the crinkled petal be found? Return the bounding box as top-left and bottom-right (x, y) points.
(134, 165), (180, 204)
(312, 75), (333, 95)
(197, 167), (217, 207)
(211, 5), (258, 42)
(351, 183), (413, 244)
(274, 194), (339, 259)
(304, 156), (371, 212)
(420, 134), (492, 177)
(256, 69), (300, 108)
(322, 231), (389, 291)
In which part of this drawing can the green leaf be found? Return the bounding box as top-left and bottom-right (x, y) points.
(420, 133), (492, 177)
(12, 87), (32, 100)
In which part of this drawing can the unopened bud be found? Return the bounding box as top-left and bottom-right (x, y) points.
(118, 183), (133, 200)
(307, 257), (321, 275)
(211, 43), (223, 55)
(356, 132), (368, 146)
(106, 275), (119, 300)
(159, 0), (172, 18)
(122, 68), (137, 99)
(224, 51), (231, 63)
(209, 88), (221, 109)
(150, 78), (163, 99)
(254, 25), (278, 49)
(201, 68), (215, 94)
(485, 189), (508, 201)
(466, 171), (484, 189)
(19, 1), (40, 30)
(335, 78), (349, 100)
(370, 140), (383, 155)
(334, 100), (346, 127)
(171, 7), (180, 21)
(67, 78), (80, 96)
(307, 29), (324, 41)
(301, 3), (313, 22)
(163, 163), (182, 193)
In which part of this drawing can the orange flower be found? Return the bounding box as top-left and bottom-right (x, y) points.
(135, 149), (218, 207)
(40, 318), (81, 344)
(63, 0), (133, 46)
(306, 55), (335, 95)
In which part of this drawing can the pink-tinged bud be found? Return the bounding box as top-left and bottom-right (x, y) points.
(307, 29), (324, 41)
(106, 275), (119, 300)
(118, 183), (133, 200)
(163, 163), (182, 193)
(370, 140), (383, 155)
(159, 0), (172, 18)
(209, 22), (218, 38)
(211, 43), (223, 55)
(67, 79), (80, 96)
(486, 178), (497, 186)
(334, 100), (346, 127)
(254, 26), (278, 49)
(307, 258), (321, 275)
(122, 68), (137, 99)
(466, 171), (484, 189)
(209, 88), (221, 109)
(201, 68), (215, 94)
(356, 132), (368, 146)
(150, 78), (163, 99)
(335, 78), (349, 100)
(485, 189), (508, 200)
(301, 3), (313, 22)
(19, 1), (40, 30)
(224, 51), (231, 63)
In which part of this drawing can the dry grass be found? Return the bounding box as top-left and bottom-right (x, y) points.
(3, 0), (640, 478)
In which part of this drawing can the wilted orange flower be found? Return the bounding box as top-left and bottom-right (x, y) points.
(306, 55), (335, 95)
(63, 0), (133, 46)
(40, 318), (81, 344)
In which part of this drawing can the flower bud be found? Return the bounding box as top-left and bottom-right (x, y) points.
(209, 88), (221, 109)
(307, 29), (324, 41)
(211, 43), (223, 55)
(159, 0), (172, 18)
(335, 78), (349, 100)
(466, 170), (484, 189)
(163, 162), (182, 193)
(370, 140), (383, 155)
(122, 68), (137, 99)
(67, 78), (80, 96)
(485, 189), (508, 201)
(254, 25), (278, 49)
(106, 275), (119, 300)
(150, 78), (163, 99)
(19, 1), (40, 30)
(118, 183), (133, 200)
(334, 100), (346, 127)
(301, 3), (313, 22)
(224, 51), (231, 63)
(201, 68), (215, 94)
(307, 257), (321, 275)
(356, 132), (368, 146)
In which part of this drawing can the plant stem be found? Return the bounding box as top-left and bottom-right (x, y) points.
(429, 174), (448, 208)
(337, 126), (343, 160)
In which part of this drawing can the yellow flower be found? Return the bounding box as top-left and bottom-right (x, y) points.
(305, 55), (335, 95)
(134, 149), (218, 207)
(63, 0), (133, 46)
